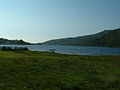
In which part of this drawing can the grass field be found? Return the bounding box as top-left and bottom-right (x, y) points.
(0, 51), (119, 90)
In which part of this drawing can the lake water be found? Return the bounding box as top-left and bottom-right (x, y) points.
(0, 45), (120, 56)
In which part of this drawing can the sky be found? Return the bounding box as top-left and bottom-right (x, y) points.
(0, 0), (120, 43)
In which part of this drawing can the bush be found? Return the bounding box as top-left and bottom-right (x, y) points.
(1, 46), (29, 51)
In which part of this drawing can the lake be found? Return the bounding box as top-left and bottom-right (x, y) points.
(0, 45), (120, 56)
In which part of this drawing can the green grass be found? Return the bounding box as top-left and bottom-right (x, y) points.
(0, 51), (119, 90)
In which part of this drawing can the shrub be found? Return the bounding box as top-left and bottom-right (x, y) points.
(1, 46), (29, 51)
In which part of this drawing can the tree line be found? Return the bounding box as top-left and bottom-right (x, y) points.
(1, 46), (29, 51)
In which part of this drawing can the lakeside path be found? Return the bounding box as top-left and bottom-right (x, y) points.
(0, 51), (119, 89)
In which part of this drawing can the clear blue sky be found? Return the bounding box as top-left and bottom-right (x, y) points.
(0, 0), (120, 43)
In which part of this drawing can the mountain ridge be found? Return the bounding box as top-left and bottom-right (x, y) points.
(42, 28), (120, 47)
(0, 38), (31, 45)
(0, 28), (120, 47)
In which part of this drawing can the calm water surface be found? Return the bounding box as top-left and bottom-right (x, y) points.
(0, 45), (120, 56)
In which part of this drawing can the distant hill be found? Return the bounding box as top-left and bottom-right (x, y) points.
(0, 38), (31, 45)
(42, 28), (120, 47)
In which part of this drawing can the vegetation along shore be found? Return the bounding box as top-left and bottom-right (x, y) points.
(0, 50), (119, 89)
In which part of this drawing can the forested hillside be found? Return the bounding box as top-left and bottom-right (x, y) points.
(0, 38), (30, 45)
(43, 28), (120, 47)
